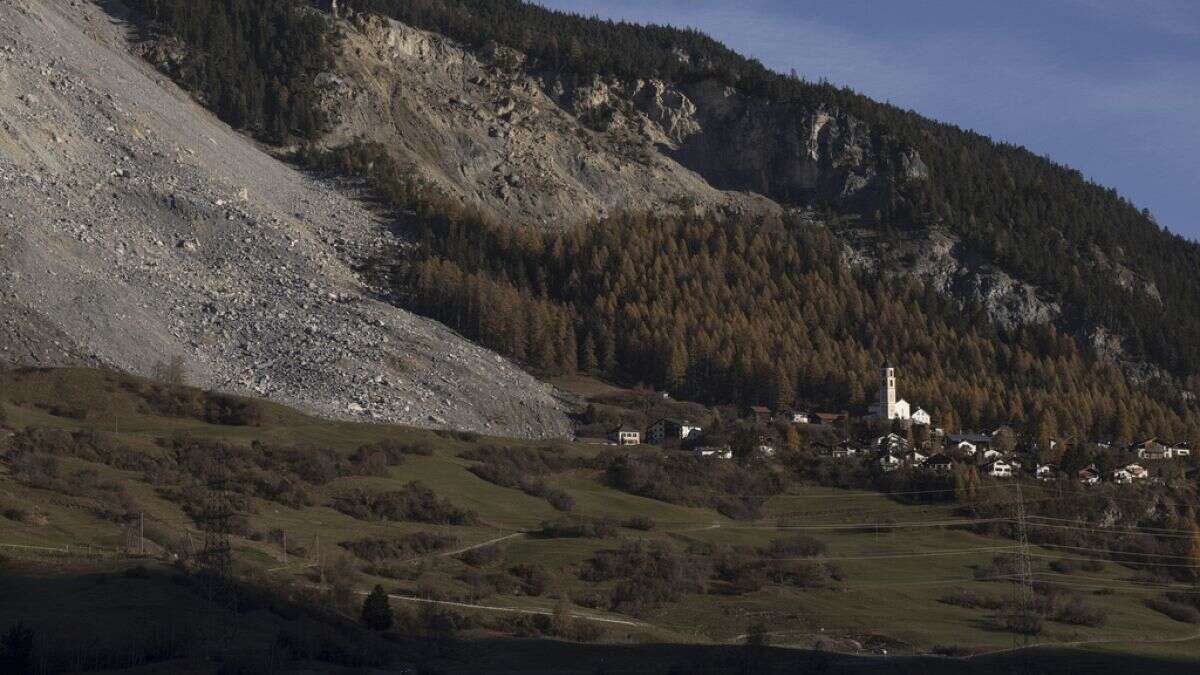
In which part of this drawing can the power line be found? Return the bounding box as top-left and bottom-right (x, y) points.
(1027, 514), (1199, 535)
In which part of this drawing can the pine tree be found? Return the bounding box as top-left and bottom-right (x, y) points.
(361, 584), (393, 631)
(581, 332), (599, 373)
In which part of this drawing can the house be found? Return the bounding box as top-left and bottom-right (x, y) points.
(983, 459), (1013, 478)
(875, 433), (908, 453)
(910, 408), (932, 426)
(827, 440), (862, 459)
(1132, 439), (1173, 460)
(1035, 464), (1058, 481)
(694, 445), (733, 460)
(646, 418), (702, 444)
(1172, 442), (1192, 458)
(782, 410), (811, 424)
(952, 440), (978, 456)
(1078, 465), (1101, 485)
(607, 425), (640, 446)
(1111, 468), (1133, 484)
(879, 454), (902, 472)
(980, 448), (1004, 462)
(903, 450), (928, 466)
(924, 454), (954, 472)
(1125, 463), (1149, 480)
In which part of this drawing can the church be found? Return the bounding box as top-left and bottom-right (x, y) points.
(868, 361), (930, 425)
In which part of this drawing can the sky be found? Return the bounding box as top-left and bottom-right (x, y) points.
(535, 0), (1200, 242)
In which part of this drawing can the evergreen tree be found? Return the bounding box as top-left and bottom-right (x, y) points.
(361, 584), (393, 631)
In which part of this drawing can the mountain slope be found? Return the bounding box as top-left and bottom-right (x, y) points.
(0, 0), (569, 438)
(102, 0), (1200, 443)
(339, 0), (1200, 380)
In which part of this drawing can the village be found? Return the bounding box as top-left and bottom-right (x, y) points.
(602, 362), (1194, 487)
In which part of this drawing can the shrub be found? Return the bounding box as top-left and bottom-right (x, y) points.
(534, 517), (617, 539)
(582, 541), (709, 615)
(622, 516), (655, 531)
(601, 452), (783, 520)
(458, 544), (502, 567)
(338, 533), (458, 562)
(1146, 597), (1200, 624)
(509, 564), (550, 596)
(1052, 596), (1107, 627)
(460, 445), (582, 510)
(331, 483), (478, 525)
(764, 535), (826, 559)
(939, 588), (1004, 610)
(765, 559), (839, 589)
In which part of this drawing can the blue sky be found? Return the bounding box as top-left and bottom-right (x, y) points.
(535, 0), (1200, 241)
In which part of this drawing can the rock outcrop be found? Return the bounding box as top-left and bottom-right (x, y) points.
(0, 0), (571, 438)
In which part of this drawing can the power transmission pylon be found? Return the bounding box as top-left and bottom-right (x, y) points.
(1011, 481), (1037, 672)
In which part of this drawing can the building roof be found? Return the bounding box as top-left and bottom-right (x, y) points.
(610, 424), (639, 434)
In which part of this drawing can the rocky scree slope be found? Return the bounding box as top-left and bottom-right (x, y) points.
(0, 0), (570, 438)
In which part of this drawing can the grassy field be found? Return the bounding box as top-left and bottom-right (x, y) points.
(0, 367), (1197, 671)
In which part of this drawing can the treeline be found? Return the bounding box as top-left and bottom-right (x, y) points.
(125, 0), (330, 142)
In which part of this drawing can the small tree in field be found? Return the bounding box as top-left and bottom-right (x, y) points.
(362, 584), (393, 631)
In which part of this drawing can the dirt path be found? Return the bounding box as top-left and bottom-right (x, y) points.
(377, 593), (645, 628)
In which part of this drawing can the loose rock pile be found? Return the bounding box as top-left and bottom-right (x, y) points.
(0, 0), (570, 438)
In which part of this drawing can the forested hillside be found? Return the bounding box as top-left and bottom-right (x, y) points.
(118, 0), (1200, 446)
(344, 0), (1200, 377)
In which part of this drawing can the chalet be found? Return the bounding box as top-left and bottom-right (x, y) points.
(1125, 463), (1149, 480)
(646, 418), (702, 444)
(910, 408), (932, 426)
(952, 440), (978, 456)
(924, 454), (954, 472)
(1112, 468), (1133, 484)
(608, 425), (641, 446)
(1132, 439), (1173, 460)
(823, 439), (863, 459)
(879, 454), (902, 472)
(903, 450), (928, 466)
(983, 459), (1013, 478)
(875, 433), (908, 454)
(1035, 464), (1058, 481)
(694, 445), (733, 460)
(782, 410), (811, 424)
(981, 448), (1004, 462)
(1078, 465), (1101, 485)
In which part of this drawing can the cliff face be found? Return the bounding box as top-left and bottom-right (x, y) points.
(316, 15), (777, 229)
